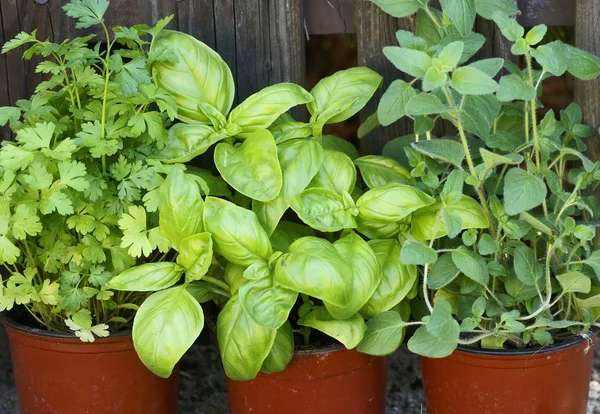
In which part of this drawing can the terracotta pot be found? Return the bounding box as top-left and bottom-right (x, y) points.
(421, 332), (597, 414)
(4, 315), (178, 414)
(226, 345), (387, 414)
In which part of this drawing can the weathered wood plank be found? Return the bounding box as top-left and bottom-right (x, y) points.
(304, 0), (355, 34)
(356, 0), (413, 155)
(517, 0), (575, 27)
(176, 0), (216, 49)
(574, 0), (600, 165)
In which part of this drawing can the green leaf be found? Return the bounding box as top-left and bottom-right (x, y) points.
(215, 130), (282, 202)
(440, 0), (476, 36)
(525, 25), (547, 46)
(438, 41), (465, 69)
(511, 38), (530, 56)
(492, 11), (524, 42)
(253, 139), (324, 235)
(474, 0), (518, 19)
(566, 44), (600, 81)
(261, 321), (294, 374)
(299, 307), (366, 349)
(477, 233), (498, 255)
(442, 208), (462, 239)
(308, 67), (382, 125)
(357, 311), (406, 356)
(428, 253), (461, 289)
(290, 188), (357, 232)
(405, 93), (447, 116)
(357, 182), (435, 223)
(480, 148), (522, 170)
(361, 239), (417, 318)
(274, 237), (353, 317)
(383, 47), (432, 78)
(452, 246), (489, 285)
(108, 262), (184, 292)
(11, 205), (42, 240)
(371, 0), (423, 17)
(423, 67), (448, 92)
(62, 0), (109, 28)
(159, 168), (204, 250)
(584, 251), (600, 281)
(239, 273), (298, 329)
(354, 155), (413, 189)
(407, 300), (459, 358)
(113, 57), (151, 97)
(377, 80), (418, 126)
(217, 296), (276, 380)
(396, 30), (428, 51)
(176, 233), (213, 282)
(329, 232), (382, 318)
(531, 41), (568, 76)
(513, 246), (543, 286)
(118, 206), (160, 258)
(0, 107), (21, 127)
(0, 236), (20, 265)
(400, 241), (438, 265)
(556, 272), (591, 294)
(133, 286), (203, 378)
(321, 135), (360, 160)
(468, 58), (504, 78)
(151, 30), (234, 123)
(203, 197), (272, 267)
(451, 67), (499, 95)
(309, 150), (356, 194)
(1, 31), (37, 54)
(154, 124), (225, 163)
(503, 168), (547, 216)
(411, 139), (465, 167)
(228, 83), (313, 138)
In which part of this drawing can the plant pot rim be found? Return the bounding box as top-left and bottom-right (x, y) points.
(456, 329), (597, 357)
(294, 342), (345, 356)
(0, 311), (132, 340)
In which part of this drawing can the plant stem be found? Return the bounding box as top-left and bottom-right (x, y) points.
(423, 264), (433, 313)
(518, 244), (555, 321)
(100, 23), (113, 174)
(203, 276), (230, 293)
(457, 331), (497, 345)
(300, 294), (312, 346)
(443, 85), (497, 237)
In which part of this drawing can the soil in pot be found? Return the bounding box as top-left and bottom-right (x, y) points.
(4, 312), (178, 414)
(421, 332), (597, 414)
(226, 343), (387, 414)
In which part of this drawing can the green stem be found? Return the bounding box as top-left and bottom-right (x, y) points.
(301, 294), (312, 346)
(424, 6), (443, 30)
(100, 23), (113, 174)
(203, 276), (231, 293)
(457, 332), (497, 345)
(423, 264), (433, 313)
(517, 244), (555, 321)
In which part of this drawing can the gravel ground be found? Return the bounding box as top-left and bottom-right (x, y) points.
(0, 329), (599, 413)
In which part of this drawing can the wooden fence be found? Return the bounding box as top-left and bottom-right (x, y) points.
(0, 0), (598, 159)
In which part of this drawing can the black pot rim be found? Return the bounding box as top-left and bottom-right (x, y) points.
(0, 312), (132, 340)
(294, 342), (345, 356)
(456, 328), (598, 357)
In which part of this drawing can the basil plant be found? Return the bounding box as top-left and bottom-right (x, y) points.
(355, 0), (600, 359)
(108, 27), (432, 380)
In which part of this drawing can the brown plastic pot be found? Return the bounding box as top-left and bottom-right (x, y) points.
(4, 315), (178, 414)
(421, 332), (597, 414)
(226, 345), (387, 414)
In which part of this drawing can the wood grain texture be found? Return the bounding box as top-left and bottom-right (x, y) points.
(574, 0), (600, 164)
(0, 0), (305, 118)
(356, 0), (414, 155)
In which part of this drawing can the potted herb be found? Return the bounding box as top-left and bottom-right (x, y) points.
(359, 0), (600, 412)
(107, 29), (430, 413)
(0, 1), (181, 412)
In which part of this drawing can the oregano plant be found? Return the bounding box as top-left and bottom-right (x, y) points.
(355, 0), (600, 357)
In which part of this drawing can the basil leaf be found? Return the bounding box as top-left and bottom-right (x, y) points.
(133, 286), (203, 378)
(261, 321), (294, 374)
(203, 197), (272, 267)
(228, 83), (314, 138)
(290, 188), (358, 232)
(151, 30), (234, 123)
(361, 239), (417, 318)
(354, 155), (413, 188)
(309, 150), (356, 194)
(217, 295), (276, 380)
(215, 130), (282, 202)
(299, 307), (367, 349)
(357, 182), (435, 223)
(108, 262), (184, 292)
(239, 272), (298, 329)
(176, 232), (213, 282)
(154, 123), (225, 163)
